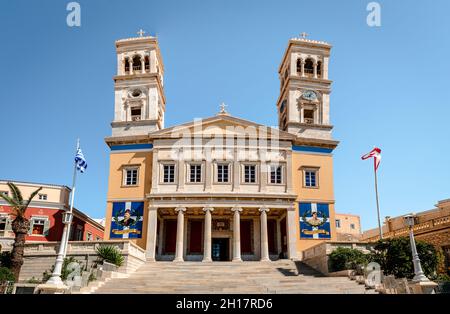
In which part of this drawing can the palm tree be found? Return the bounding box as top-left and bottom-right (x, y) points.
(0, 182), (42, 282)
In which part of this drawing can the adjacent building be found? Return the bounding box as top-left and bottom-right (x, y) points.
(0, 180), (104, 251)
(103, 34), (339, 261)
(334, 213), (362, 241)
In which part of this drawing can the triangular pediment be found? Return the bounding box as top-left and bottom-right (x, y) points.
(149, 114), (296, 140)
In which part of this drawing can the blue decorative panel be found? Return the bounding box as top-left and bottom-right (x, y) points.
(110, 144), (153, 151)
(299, 202), (331, 239)
(292, 145), (333, 154)
(110, 202), (144, 239)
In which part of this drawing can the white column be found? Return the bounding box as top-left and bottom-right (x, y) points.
(129, 58), (133, 75)
(145, 206), (158, 261)
(300, 59), (305, 77)
(174, 207), (186, 262)
(259, 207), (270, 262)
(286, 206), (298, 260)
(313, 61), (318, 79)
(232, 207), (243, 262)
(202, 207), (214, 262)
(141, 56), (146, 74)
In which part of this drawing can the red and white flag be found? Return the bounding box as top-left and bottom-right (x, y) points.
(361, 147), (382, 171)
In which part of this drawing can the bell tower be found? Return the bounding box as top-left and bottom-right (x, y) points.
(277, 34), (333, 140)
(111, 30), (166, 137)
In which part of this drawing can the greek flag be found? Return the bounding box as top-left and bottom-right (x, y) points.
(75, 147), (87, 173)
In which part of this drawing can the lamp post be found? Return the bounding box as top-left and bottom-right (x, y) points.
(46, 210), (73, 286)
(403, 214), (430, 283)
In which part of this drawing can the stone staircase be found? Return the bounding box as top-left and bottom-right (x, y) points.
(92, 260), (376, 294)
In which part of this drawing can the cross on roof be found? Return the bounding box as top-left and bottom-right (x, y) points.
(300, 32), (309, 39)
(219, 102), (228, 114)
(137, 29), (146, 37)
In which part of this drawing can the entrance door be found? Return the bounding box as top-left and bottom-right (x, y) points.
(212, 238), (229, 261)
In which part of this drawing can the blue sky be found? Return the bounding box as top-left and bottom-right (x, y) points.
(0, 0), (449, 231)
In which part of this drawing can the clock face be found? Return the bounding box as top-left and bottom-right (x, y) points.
(302, 90), (317, 101)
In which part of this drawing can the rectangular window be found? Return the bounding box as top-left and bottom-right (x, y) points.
(38, 194), (47, 201)
(32, 219), (46, 235)
(350, 223), (355, 230)
(217, 164), (229, 183)
(124, 168), (139, 186)
(0, 216), (7, 237)
(244, 165), (256, 183)
(335, 219), (341, 228)
(304, 170), (317, 187)
(303, 109), (314, 124)
(75, 226), (83, 241)
(189, 164), (202, 183)
(163, 164), (175, 183)
(270, 165), (282, 184)
(131, 107), (142, 121)
(87, 232), (93, 241)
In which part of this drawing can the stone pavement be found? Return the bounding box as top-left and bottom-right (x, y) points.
(93, 260), (376, 294)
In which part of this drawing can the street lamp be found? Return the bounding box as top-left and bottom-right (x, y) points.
(403, 214), (430, 283)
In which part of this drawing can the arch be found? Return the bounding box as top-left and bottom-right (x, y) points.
(132, 55), (142, 72)
(304, 58), (314, 75)
(124, 58), (130, 74)
(144, 55), (150, 71)
(296, 58), (302, 73)
(317, 61), (322, 78)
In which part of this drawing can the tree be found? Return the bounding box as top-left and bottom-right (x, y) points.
(0, 182), (42, 282)
(371, 237), (438, 279)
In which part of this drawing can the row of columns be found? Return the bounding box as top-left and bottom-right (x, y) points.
(170, 206), (271, 262)
(297, 59), (321, 79)
(124, 56), (148, 75)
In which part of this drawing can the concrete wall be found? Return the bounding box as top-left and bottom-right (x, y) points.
(18, 240), (146, 282)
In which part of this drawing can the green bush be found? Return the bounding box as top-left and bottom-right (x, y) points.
(0, 267), (15, 283)
(371, 237), (438, 279)
(328, 247), (370, 272)
(96, 245), (124, 267)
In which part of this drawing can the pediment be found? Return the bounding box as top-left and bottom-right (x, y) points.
(149, 114), (296, 140)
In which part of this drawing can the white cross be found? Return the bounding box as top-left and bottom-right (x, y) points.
(219, 102), (228, 114)
(300, 32), (308, 39)
(137, 29), (146, 37)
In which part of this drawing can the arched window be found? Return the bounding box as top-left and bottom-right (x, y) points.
(296, 59), (302, 73)
(317, 61), (322, 78)
(132, 55), (141, 72)
(145, 56), (150, 71)
(124, 58), (130, 74)
(304, 58), (314, 75)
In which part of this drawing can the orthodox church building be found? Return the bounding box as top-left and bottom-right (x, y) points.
(103, 33), (339, 262)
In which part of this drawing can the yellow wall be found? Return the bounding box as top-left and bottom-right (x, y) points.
(292, 152), (337, 252)
(104, 151), (153, 249)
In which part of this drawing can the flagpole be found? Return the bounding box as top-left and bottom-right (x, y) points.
(45, 139), (79, 286)
(374, 160), (383, 240)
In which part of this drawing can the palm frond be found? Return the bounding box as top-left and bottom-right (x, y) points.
(23, 186), (43, 210)
(7, 182), (23, 204)
(0, 192), (20, 207)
